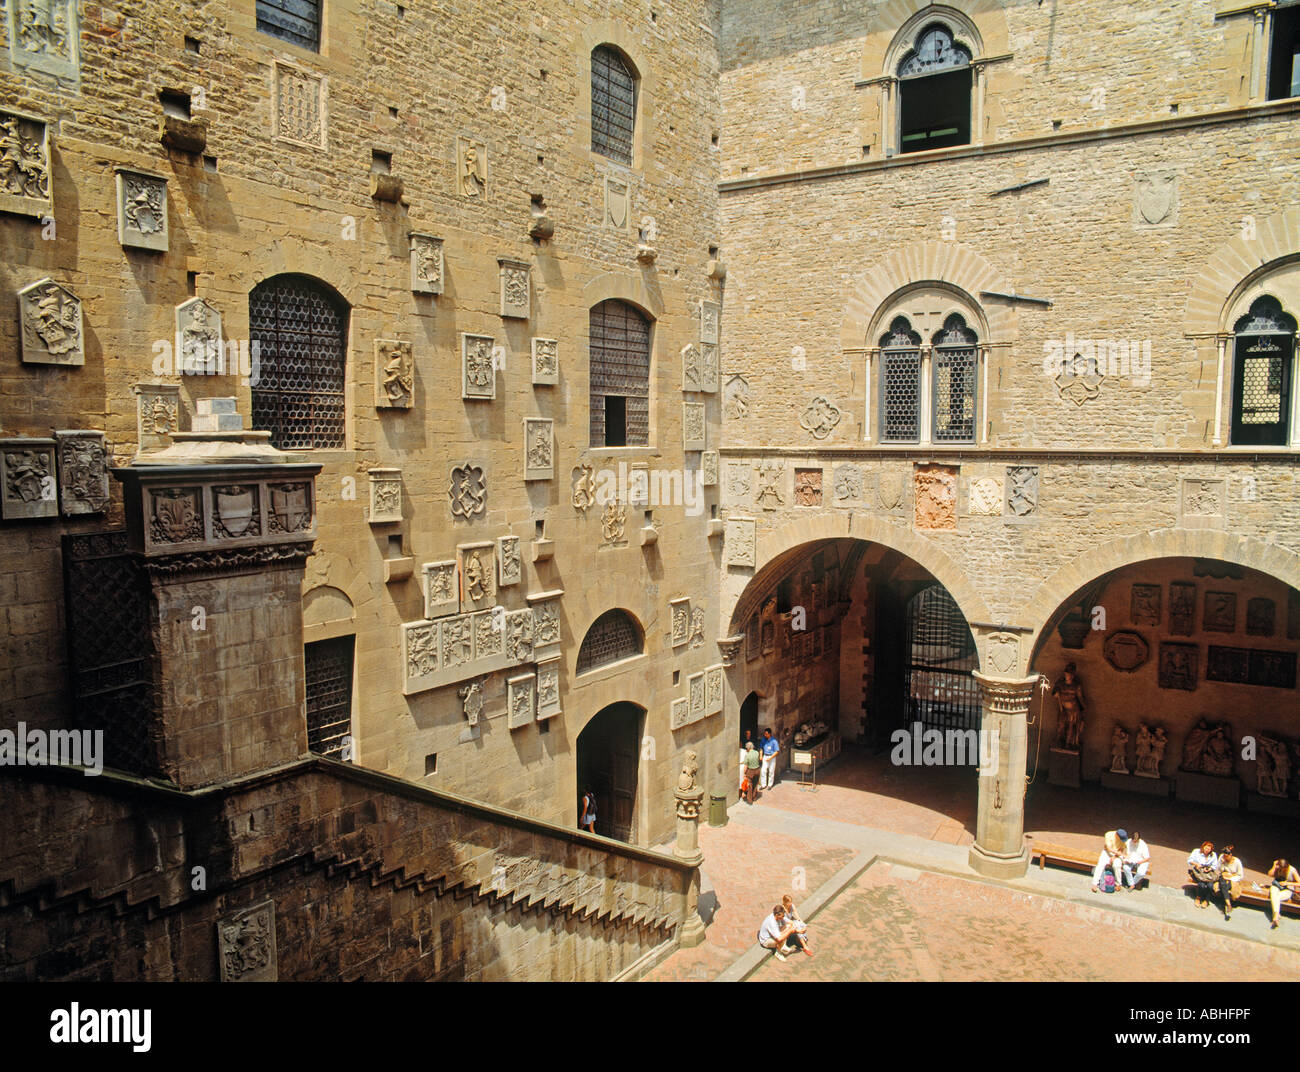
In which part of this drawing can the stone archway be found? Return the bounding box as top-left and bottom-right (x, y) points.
(576, 701), (646, 843)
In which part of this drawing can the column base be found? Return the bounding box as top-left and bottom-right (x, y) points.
(677, 912), (707, 949)
(968, 841), (1029, 879)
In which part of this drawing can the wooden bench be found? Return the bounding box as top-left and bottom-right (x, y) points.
(1181, 881), (1300, 918)
(1031, 842), (1153, 888)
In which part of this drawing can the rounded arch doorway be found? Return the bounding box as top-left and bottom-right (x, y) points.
(576, 702), (646, 843)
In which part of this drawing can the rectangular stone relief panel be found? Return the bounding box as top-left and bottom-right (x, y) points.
(794, 468), (823, 508)
(19, 277), (83, 366)
(0, 112), (52, 218)
(682, 344), (703, 393)
(536, 657), (561, 720)
(499, 259), (530, 319)
(724, 462), (751, 507)
(274, 62), (327, 148)
(1157, 641), (1197, 691)
(403, 619), (441, 694)
(628, 463), (649, 508)
(457, 135), (488, 199)
(1246, 597), (1276, 637)
(701, 451), (718, 488)
(670, 697), (690, 731)
(914, 464), (957, 531)
(440, 614), (474, 673)
(688, 672), (706, 721)
(54, 430), (109, 516)
(175, 298), (222, 376)
(532, 598), (561, 658)
(375, 339), (413, 409)
(967, 475), (1002, 516)
(725, 517), (756, 569)
(683, 402), (706, 451)
(461, 333), (496, 399)
(700, 300), (720, 346)
(507, 672), (536, 729)
(705, 665), (723, 716)
(1005, 465), (1039, 519)
(669, 598), (690, 648)
(1204, 591), (1236, 633)
(423, 560), (459, 619)
(115, 169), (168, 252)
(217, 900), (277, 982)
(368, 468), (402, 524)
(1169, 581), (1196, 636)
(457, 542), (496, 613)
(531, 337), (558, 385)
(497, 535), (522, 587)
(134, 383), (181, 451)
(7, 2), (79, 83)
(409, 232), (444, 295)
(473, 609), (503, 660)
(523, 418), (554, 481)
(505, 608), (534, 663)
(0, 437), (57, 519)
(700, 342), (719, 394)
(1181, 478), (1225, 528)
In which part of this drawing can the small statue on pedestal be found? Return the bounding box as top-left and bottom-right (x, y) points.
(1135, 724), (1165, 779)
(1109, 725), (1130, 774)
(1182, 719), (1211, 772)
(1258, 736), (1290, 798)
(1052, 663), (1086, 752)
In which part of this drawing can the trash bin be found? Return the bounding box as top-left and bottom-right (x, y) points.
(709, 793), (728, 827)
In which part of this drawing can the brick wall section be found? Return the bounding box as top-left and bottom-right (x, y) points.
(0, 759), (691, 981)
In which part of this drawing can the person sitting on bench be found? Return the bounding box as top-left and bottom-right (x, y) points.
(757, 905), (801, 961)
(1267, 858), (1300, 930)
(1091, 828), (1128, 892)
(1187, 841), (1220, 909)
(1218, 845), (1243, 920)
(1122, 831), (1151, 890)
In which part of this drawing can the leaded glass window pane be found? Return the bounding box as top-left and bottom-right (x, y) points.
(257, 0), (320, 51)
(592, 46), (637, 165)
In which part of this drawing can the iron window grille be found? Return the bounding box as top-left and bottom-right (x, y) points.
(589, 300), (651, 447)
(305, 635), (354, 758)
(256, 0), (321, 51)
(879, 316), (922, 442)
(577, 610), (643, 673)
(1231, 295), (1296, 446)
(931, 314), (978, 443)
(250, 274), (349, 450)
(591, 45), (637, 165)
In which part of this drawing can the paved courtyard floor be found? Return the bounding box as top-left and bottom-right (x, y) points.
(645, 746), (1300, 982)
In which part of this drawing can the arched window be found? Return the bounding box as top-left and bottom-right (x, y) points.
(897, 23), (972, 154)
(591, 45), (637, 165)
(577, 609), (644, 674)
(1231, 295), (1296, 446)
(931, 313), (978, 443)
(589, 300), (651, 447)
(879, 315), (922, 442)
(250, 274), (349, 450)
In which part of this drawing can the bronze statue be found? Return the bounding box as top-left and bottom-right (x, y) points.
(1052, 663), (1086, 752)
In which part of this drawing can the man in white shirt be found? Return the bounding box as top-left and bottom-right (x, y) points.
(1122, 831), (1151, 890)
(757, 905), (799, 961)
(1091, 828), (1128, 892)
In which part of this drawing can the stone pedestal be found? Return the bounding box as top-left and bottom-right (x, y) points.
(1100, 770), (1172, 797)
(673, 763), (706, 949)
(968, 672), (1035, 879)
(113, 403), (321, 790)
(1246, 791), (1300, 817)
(1047, 747), (1081, 788)
(1175, 769), (1241, 809)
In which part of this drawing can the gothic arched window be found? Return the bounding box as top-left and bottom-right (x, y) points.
(1231, 295), (1296, 446)
(879, 315), (923, 442)
(931, 313), (979, 443)
(898, 23), (972, 154)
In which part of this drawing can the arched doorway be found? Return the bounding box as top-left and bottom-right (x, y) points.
(739, 692), (759, 747)
(576, 702), (645, 843)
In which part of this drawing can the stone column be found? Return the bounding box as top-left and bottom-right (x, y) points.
(673, 750), (706, 948)
(968, 671), (1036, 879)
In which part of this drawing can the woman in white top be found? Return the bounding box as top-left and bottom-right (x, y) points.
(1217, 845), (1244, 920)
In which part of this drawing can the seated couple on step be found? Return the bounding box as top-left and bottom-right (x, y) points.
(1091, 828), (1151, 892)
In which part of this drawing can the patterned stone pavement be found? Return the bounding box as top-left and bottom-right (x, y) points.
(644, 746), (1300, 982)
(642, 811), (856, 982)
(752, 861), (1300, 982)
